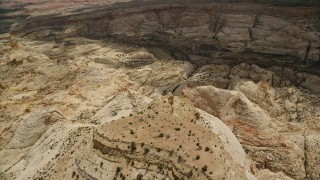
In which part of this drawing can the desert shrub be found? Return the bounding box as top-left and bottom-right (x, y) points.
(130, 142), (137, 151)
(159, 133), (164, 138)
(202, 165), (208, 172)
(169, 150), (174, 157)
(116, 167), (121, 174)
(205, 147), (210, 152)
(136, 174), (143, 180)
(144, 148), (150, 155)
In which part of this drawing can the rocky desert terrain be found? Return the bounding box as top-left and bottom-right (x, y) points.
(0, 0), (320, 179)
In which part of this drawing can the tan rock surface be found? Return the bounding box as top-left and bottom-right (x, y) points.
(183, 83), (320, 179)
(93, 96), (251, 179)
(0, 1), (320, 180)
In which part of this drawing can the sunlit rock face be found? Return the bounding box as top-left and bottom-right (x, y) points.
(0, 0), (320, 180)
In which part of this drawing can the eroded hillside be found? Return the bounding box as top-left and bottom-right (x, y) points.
(0, 0), (320, 179)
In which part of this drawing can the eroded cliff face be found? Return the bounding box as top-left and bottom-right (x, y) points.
(12, 1), (320, 70)
(0, 1), (320, 180)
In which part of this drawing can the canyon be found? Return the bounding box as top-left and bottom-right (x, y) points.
(0, 0), (320, 179)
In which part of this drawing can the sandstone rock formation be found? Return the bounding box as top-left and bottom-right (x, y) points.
(183, 83), (320, 179)
(0, 0), (320, 180)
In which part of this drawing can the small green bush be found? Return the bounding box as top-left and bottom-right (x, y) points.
(130, 142), (137, 151)
(144, 148), (150, 155)
(205, 147), (210, 152)
(202, 165), (208, 172)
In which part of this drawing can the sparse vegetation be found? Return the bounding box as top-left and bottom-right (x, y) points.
(116, 167), (121, 174)
(136, 174), (143, 180)
(202, 165), (208, 172)
(144, 148), (150, 155)
(130, 142), (137, 151)
(205, 147), (210, 152)
(2, 0), (319, 179)
(159, 133), (164, 138)
(169, 150), (174, 157)
(195, 113), (200, 119)
(120, 173), (126, 180)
